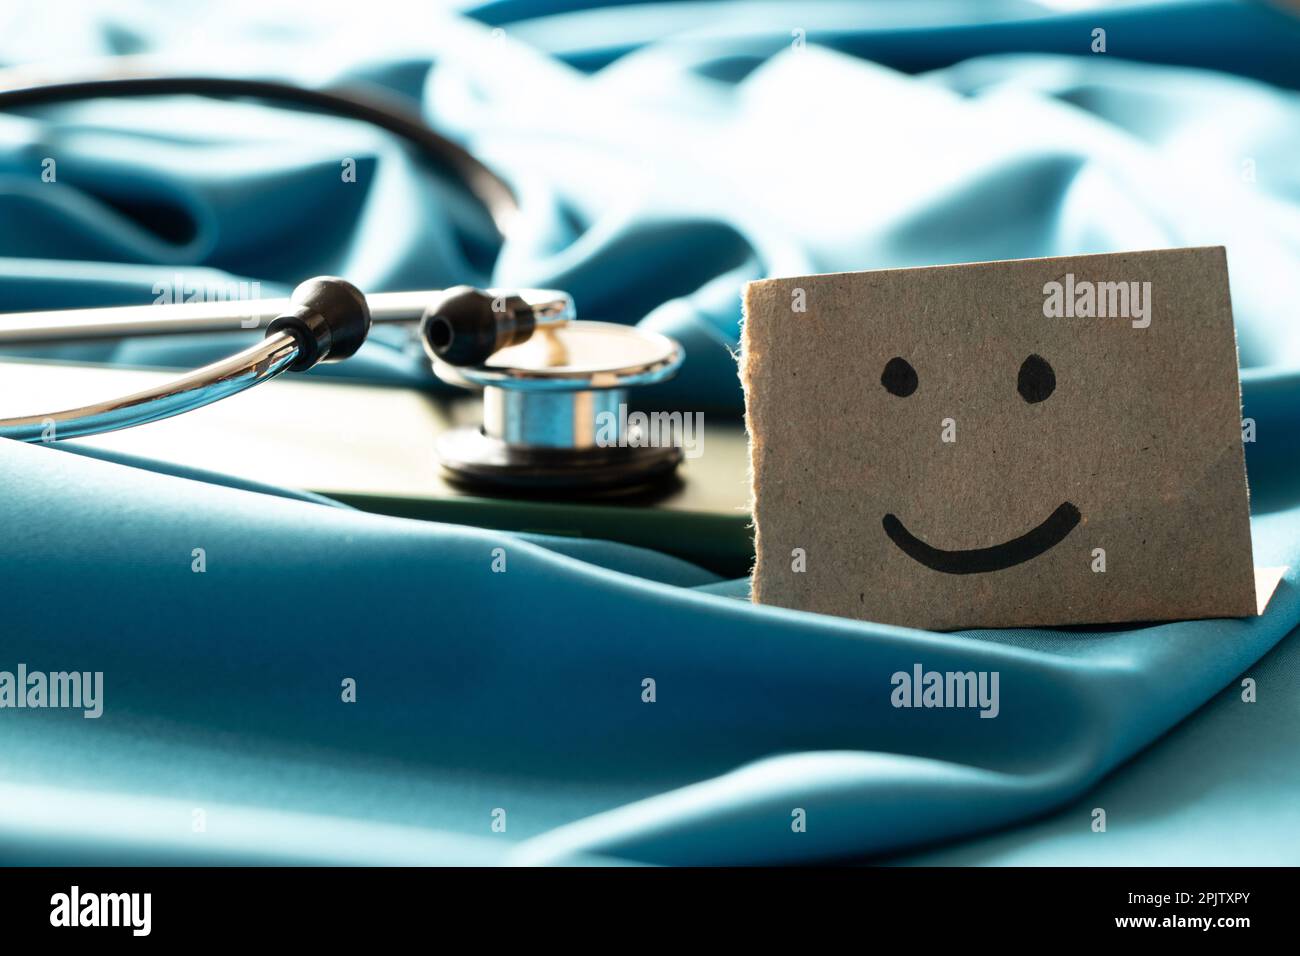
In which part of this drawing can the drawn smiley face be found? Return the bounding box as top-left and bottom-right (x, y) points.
(877, 354), (1081, 575)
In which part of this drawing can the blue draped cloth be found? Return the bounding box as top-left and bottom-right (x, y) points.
(2, 0), (1299, 864)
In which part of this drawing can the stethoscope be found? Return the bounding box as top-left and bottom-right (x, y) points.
(0, 68), (685, 494)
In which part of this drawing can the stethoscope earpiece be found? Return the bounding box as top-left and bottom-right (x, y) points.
(420, 286), (535, 367)
(419, 286), (575, 368)
(267, 276), (372, 371)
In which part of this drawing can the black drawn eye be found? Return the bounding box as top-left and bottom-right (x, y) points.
(1017, 354), (1055, 403)
(881, 357), (918, 397)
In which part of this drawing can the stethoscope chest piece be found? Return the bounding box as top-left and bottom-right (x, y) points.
(426, 310), (685, 495)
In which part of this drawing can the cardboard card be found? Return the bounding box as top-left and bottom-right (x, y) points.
(741, 247), (1257, 630)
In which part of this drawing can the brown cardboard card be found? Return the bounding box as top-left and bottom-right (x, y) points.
(741, 247), (1258, 630)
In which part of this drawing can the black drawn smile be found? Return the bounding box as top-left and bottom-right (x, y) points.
(882, 502), (1082, 574)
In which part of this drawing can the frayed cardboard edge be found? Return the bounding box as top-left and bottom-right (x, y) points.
(738, 281), (765, 601)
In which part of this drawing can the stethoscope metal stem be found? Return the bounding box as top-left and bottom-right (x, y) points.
(483, 386), (629, 449)
(0, 289), (572, 345)
(0, 331), (300, 441)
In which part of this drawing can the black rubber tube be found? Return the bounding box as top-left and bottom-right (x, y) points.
(0, 75), (519, 241)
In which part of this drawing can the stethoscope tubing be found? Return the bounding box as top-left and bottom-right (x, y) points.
(0, 290), (573, 345)
(0, 331), (301, 442)
(0, 66), (520, 241)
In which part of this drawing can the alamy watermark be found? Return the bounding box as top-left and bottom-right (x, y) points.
(595, 404), (704, 459)
(50, 886), (150, 936)
(0, 664), (103, 718)
(890, 663), (999, 718)
(1043, 273), (1151, 329)
(153, 272), (265, 328)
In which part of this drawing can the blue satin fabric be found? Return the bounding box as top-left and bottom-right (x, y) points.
(2, 0), (1300, 865)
